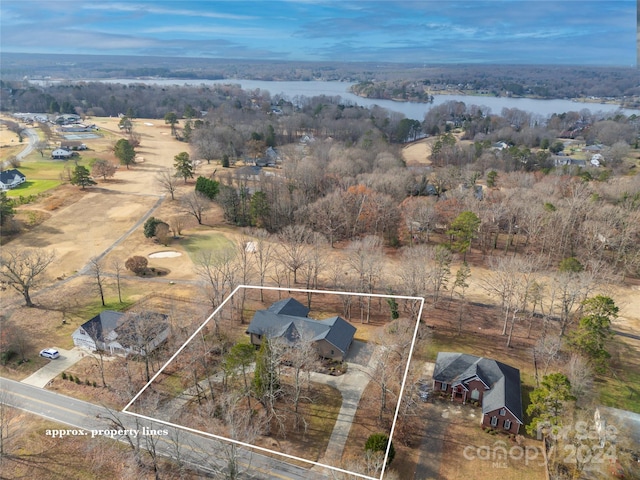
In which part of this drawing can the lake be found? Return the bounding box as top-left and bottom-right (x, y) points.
(44, 78), (638, 120)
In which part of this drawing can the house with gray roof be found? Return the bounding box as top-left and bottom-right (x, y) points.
(72, 310), (169, 356)
(246, 298), (356, 361)
(0, 169), (26, 191)
(432, 352), (523, 434)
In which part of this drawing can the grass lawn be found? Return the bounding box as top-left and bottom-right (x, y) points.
(181, 231), (234, 262)
(598, 337), (640, 413)
(5, 159), (89, 197)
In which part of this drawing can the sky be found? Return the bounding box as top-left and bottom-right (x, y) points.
(0, 0), (637, 66)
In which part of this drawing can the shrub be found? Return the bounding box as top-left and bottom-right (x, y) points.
(195, 176), (220, 199)
(365, 433), (395, 465)
(125, 256), (148, 275)
(75, 377), (81, 384)
(143, 217), (163, 238)
(61, 372), (67, 380)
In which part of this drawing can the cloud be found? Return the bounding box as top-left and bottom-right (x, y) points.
(0, 0), (635, 65)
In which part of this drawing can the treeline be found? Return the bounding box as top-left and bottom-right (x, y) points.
(351, 65), (640, 104)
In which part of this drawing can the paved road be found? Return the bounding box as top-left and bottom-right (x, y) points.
(1, 125), (38, 169)
(0, 377), (324, 479)
(16, 127), (39, 160)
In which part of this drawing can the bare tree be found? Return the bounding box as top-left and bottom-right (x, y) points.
(276, 224), (312, 285)
(168, 215), (185, 238)
(119, 310), (169, 382)
(181, 191), (210, 225)
(156, 168), (179, 201)
(565, 353), (593, 404)
(196, 248), (238, 335)
(249, 229), (274, 302)
(111, 258), (124, 303)
(533, 333), (562, 385)
(428, 245), (451, 306)
(0, 248), (55, 307)
(0, 390), (17, 458)
(89, 257), (106, 306)
(348, 236), (384, 323)
(299, 232), (328, 309)
(91, 159), (117, 180)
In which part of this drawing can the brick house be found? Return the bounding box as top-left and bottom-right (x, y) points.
(432, 352), (523, 434)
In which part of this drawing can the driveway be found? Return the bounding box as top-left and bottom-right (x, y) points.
(414, 402), (456, 480)
(21, 347), (86, 387)
(343, 339), (374, 367)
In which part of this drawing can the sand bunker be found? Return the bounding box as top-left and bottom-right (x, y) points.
(149, 251), (182, 258)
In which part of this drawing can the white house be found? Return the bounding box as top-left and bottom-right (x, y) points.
(0, 169), (26, 191)
(72, 310), (170, 356)
(51, 148), (72, 159)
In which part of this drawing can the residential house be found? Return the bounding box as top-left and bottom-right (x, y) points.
(60, 141), (87, 151)
(553, 156), (587, 168)
(0, 169), (26, 191)
(432, 352), (523, 434)
(72, 310), (170, 356)
(246, 298), (356, 361)
(51, 148), (72, 159)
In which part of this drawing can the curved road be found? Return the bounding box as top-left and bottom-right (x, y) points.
(1, 125), (38, 169)
(0, 377), (324, 479)
(16, 127), (39, 160)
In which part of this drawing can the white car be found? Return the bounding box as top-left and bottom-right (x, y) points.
(39, 348), (60, 359)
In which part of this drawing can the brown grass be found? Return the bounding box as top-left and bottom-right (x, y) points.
(438, 407), (546, 480)
(0, 408), (186, 480)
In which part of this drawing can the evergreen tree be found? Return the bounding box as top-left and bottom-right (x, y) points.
(447, 211), (480, 260)
(195, 176), (220, 199)
(70, 165), (96, 189)
(114, 138), (135, 169)
(249, 191), (270, 228)
(174, 152), (194, 183)
(0, 192), (16, 227)
(526, 373), (575, 436)
(571, 295), (618, 373)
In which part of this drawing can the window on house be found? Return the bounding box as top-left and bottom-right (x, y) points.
(330, 349), (335, 355)
(471, 389), (480, 400)
(441, 382), (448, 391)
(499, 408), (506, 416)
(491, 416), (498, 427)
(504, 419), (512, 430)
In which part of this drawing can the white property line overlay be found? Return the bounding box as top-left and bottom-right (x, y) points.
(122, 285), (425, 480)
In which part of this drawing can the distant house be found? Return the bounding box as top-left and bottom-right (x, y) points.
(55, 114), (81, 125)
(235, 165), (262, 181)
(0, 169), (26, 191)
(72, 310), (170, 356)
(51, 148), (72, 159)
(60, 141), (87, 151)
(553, 156), (587, 168)
(432, 352), (523, 434)
(491, 141), (509, 151)
(583, 144), (603, 153)
(246, 298), (356, 361)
